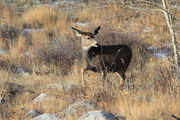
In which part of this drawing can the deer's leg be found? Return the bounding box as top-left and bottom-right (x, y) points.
(103, 70), (108, 81)
(103, 67), (108, 87)
(116, 71), (126, 88)
(81, 69), (86, 87)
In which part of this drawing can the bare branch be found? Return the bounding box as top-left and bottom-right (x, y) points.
(161, 0), (179, 78)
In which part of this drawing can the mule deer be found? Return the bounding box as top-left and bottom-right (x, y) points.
(72, 26), (132, 87)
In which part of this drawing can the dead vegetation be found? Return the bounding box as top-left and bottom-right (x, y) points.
(0, 0), (179, 120)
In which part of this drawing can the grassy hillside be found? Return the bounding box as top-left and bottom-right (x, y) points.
(0, 0), (179, 120)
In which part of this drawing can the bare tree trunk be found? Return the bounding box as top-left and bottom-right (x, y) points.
(161, 0), (179, 77)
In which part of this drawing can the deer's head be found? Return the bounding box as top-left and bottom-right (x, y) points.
(72, 26), (101, 50)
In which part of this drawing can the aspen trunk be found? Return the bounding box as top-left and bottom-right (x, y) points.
(161, 0), (179, 77)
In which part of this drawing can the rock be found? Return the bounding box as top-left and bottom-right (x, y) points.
(0, 82), (37, 107)
(0, 60), (31, 75)
(46, 83), (82, 94)
(33, 93), (48, 102)
(26, 109), (41, 118)
(22, 28), (44, 34)
(32, 113), (60, 120)
(0, 48), (7, 55)
(146, 46), (173, 58)
(75, 22), (89, 27)
(63, 100), (98, 120)
(79, 110), (125, 120)
(1, 82), (24, 94)
(15, 67), (31, 76)
(0, 82), (25, 101)
(0, 97), (5, 104)
(142, 26), (152, 33)
(2, 0), (14, 4)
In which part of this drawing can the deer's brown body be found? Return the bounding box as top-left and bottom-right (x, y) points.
(72, 26), (132, 87)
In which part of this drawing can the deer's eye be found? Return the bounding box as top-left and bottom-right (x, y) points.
(87, 37), (90, 39)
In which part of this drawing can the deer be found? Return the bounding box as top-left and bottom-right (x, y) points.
(72, 26), (132, 87)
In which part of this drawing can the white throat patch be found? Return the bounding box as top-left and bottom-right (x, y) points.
(82, 46), (91, 51)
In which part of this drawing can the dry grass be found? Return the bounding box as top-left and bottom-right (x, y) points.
(0, 1), (180, 120)
(0, 5), (17, 25)
(119, 93), (179, 120)
(20, 6), (70, 33)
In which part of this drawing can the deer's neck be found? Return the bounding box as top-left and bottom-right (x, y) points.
(82, 46), (90, 58)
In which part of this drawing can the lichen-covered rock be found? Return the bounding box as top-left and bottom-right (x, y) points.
(63, 100), (98, 120)
(0, 48), (7, 55)
(79, 110), (125, 120)
(33, 93), (48, 102)
(26, 109), (41, 118)
(32, 113), (60, 120)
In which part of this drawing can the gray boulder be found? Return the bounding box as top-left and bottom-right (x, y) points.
(79, 110), (126, 120)
(26, 109), (41, 118)
(63, 100), (98, 120)
(0, 48), (7, 55)
(32, 113), (60, 120)
(0, 97), (5, 104)
(33, 93), (48, 102)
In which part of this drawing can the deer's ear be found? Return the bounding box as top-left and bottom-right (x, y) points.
(72, 27), (83, 37)
(93, 26), (101, 35)
(72, 30), (82, 37)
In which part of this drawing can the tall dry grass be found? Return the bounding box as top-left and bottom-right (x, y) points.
(0, 1), (179, 120)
